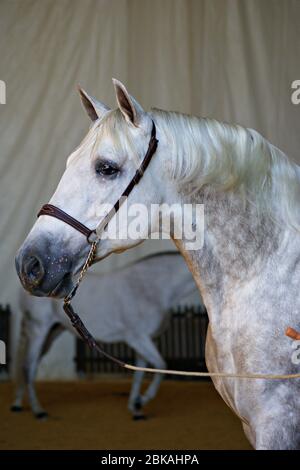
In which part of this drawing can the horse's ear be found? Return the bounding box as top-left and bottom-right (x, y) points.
(112, 78), (145, 127)
(78, 86), (110, 121)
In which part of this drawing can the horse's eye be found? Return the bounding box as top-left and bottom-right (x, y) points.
(95, 160), (120, 178)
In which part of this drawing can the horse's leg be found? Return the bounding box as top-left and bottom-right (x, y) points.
(128, 355), (147, 419)
(127, 335), (166, 414)
(21, 320), (60, 419)
(11, 308), (58, 417)
(25, 334), (50, 419)
(29, 323), (66, 419)
(11, 318), (28, 412)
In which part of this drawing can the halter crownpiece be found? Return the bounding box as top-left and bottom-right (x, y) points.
(37, 119), (300, 380)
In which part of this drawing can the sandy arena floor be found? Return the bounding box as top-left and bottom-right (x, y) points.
(0, 379), (251, 450)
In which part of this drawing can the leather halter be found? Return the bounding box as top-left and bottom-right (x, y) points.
(37, 121), (159, 368)
(38, 121), (158, 243)
(35, 119), (300, 380)
(38, 204), (97, 243)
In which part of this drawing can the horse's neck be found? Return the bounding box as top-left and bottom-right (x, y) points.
(173, 187), (284, 315)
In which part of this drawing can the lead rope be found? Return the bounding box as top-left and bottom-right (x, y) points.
(63, 241), (300, 380)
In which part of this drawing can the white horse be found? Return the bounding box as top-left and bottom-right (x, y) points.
(16, 79), (300, 449)
(12, 252), (197, 419)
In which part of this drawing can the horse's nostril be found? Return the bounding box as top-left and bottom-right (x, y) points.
(24, 256), (44, 286)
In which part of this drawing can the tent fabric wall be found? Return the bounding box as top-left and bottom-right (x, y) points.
(0, 0), (299, 378)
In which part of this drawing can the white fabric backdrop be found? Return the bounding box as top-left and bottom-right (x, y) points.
(0, 0), (299, 378)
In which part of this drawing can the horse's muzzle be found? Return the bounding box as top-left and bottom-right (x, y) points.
(15, 239), (73, 298)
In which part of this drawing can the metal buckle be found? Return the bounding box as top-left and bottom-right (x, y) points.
(87, 230), (98, 244)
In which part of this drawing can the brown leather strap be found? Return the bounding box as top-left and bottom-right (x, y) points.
(94, 121), (158, 235)
(63, 302), (125, 367)
(119, 121), (158, 200)
(37, 121), (158, 243)
(37, 121), (159, 369)
(37, 204), (97, 243)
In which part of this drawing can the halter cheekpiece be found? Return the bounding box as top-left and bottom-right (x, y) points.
(37, 121), (159, 367)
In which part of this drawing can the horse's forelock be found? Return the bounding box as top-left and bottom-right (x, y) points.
(95, 109), (141, 165)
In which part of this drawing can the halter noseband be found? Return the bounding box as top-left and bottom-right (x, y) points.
(38, 204), (98, 243)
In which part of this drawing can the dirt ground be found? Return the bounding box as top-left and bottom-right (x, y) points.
(0, 379), (252, 450)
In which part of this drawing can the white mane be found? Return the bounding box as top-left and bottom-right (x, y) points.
(74, 108), (300, 231)
(152, 109), (300, 231)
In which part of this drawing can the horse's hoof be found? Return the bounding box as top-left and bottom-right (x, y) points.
(134, 397), (142, 410)
(35, 411), (48, 420)
(132, 412), (147, 421)
(10, 405), (23, 413)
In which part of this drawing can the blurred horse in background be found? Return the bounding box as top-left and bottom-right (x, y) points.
(12, 252), (197, 419)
